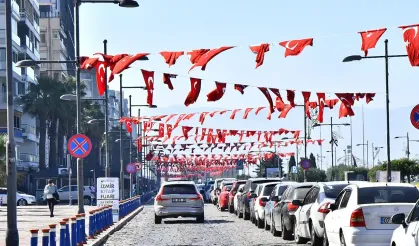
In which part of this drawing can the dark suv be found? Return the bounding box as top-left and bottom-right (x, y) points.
(237, 178), (281, 220)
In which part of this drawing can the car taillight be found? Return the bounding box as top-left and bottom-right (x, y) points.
(317, 202), (331, 214)
(287, 203), (299, 211)
(350, 208), (366, 227)
(156, 193), (169, 201)
(274, 201), (278, 206)
(259, 199), (266, 207)
(190, 193), (203, 200)
(247, 192), (251, 198)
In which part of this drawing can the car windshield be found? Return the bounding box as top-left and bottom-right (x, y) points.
(293, 187), (312, 200)
(251, 180), (279, 190)
(323, 184), (348, 198)
(263, 184), (277, 196)
(162, 184), (197, 195)
(358, 186), (419, 204)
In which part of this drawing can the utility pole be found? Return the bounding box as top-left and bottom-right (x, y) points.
(362, 105), (365, 167)
(129, 95), (133, 198)
(119, 74), (124, 199)
(104, 39), (110, 177)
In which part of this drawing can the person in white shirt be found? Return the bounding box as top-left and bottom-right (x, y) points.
(44, 180), (57, 217)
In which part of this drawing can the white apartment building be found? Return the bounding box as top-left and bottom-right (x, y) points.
(0, 0), (41, 172)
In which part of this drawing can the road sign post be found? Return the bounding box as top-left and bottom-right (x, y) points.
(68, 134), (92, 158)
(126, 163), (137, 198)
(410, 104), (419, 129)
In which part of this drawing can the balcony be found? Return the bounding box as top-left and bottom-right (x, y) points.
(21, 66), (36, 83)
(18, 153), (39, 172)
(20, 36), (40, 60)
(0, 127), (24, 142)
(0, 61), (22, 77)
(21, 124), (38, 142)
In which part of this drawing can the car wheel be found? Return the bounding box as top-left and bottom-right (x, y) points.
(323, 227), (329, 246)
(238, 207), (243, 218)
(271, 217), (280, 237)
(229, 205), (234, 213)
(196, 214), (205, 223)
(243, 208), (250, 220)
(83, 196), (91, 205)
(282, 217), (293, 240)
(17, 199), (27, 206)
(294, 220), (307, 244)
(257, 216), (264, 229)
(339, 231), (347, 246)
(154, 214), (162, 224)
(264, 215), (270, 231)
(310, 221), (323, 246)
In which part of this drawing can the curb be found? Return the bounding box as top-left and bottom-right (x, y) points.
(87, 197), (154, 246)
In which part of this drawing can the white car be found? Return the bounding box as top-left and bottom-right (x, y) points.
(252, 182), (281, 228)
(294, 181), (367, 245)
(390, 198), (419, 246)
(0, 187), (36, 206)
(323, 182), (419, 246)
(234, 184), (245, 215)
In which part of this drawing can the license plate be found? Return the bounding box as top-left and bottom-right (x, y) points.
(380, 217), (392, 224)
(172, 198), (186, 203)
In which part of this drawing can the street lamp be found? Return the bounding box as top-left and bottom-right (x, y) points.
(372, 144), (384, 167)
(342, 39), (408, 182)
(394, 132), (419, 160)
(356, 141), (369, 167)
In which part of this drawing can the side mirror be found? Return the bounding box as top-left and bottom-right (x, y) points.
(329, 203), (338, 211)
(261, 197), (269, 202)
(391, 213), (407, 227)
(251, 193), (257, 198)
(292, 200), (302, 206)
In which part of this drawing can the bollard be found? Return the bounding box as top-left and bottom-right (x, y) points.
(42, 228), (50, 246)
(80, 213), (87, 244)
(30, 229), (39, 246)
(70, 217), (77, 246)
(97, 208), (103, 233)
(62, 218), (70, 246)
(59, 221), (66, 246)
(88, 211), (95, 239)
(76, 214), (82, 246)
(49, 224), (57, 246)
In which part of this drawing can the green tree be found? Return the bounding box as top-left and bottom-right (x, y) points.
(288, 155), (296, 174)
(326, 164), (369, 181)
(380, 158), (419, 183)
(296, 167), (327, 182)
(309, 153), (317, 168)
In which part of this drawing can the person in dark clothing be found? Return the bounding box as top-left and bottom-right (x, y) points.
(44, 180), (57, 217)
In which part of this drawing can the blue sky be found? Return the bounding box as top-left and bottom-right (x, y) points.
(79, 0), (419, 171)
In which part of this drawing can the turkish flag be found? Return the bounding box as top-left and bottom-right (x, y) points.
(158, 123), (165, 138)
(258, 87), (275, 114)
(182, 126), (193, 140)
(141, 69), (154, 107)
(249, 43), (270, 68)
(187, 49), (210, 65)
(317, 92), (326, 123)
(110, 53), (149, 82)
(399, 24), (419, 66)
(286, 90), (296, 107)
(189, 46), (234, 72)
(184, 78), (201, 106)
(163, 73), (176, 90)
(359, 28), (387, 56)
(160, 51), (184, 67)
(207, 82), (226, 102)
(279, 38), (313, 57)
(95, 61), (106, 96)
(234, 84), (247, 94)
(81, 56), (99, 70)
(166, 124), (173, 138)
(125, 120), (132, 133)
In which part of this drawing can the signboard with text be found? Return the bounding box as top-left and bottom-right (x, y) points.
(97, 177), (120, 222)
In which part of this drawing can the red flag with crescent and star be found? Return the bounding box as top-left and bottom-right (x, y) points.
(207, 82), (226, 102)
(141, 69), (154, 107)
(160, 51), (184, 67)
(359, 28), (387, 56)
(158, 123), (165, 138)
(95, 61), (106, 96)
(399, 24), (419, 66)
(249, 43), (270, 68)
(279, 38), (313, 57)
(185, 78), (201, 106)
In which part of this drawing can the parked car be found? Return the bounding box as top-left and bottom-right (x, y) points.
(264, 182), (295, 231)
(252, 182), (281, 228)
(218, 184), (233, 211)
(271, 182), (316, 240)
(211, 178), (236, 205)
(390, 197), (419, 246)
(237, 178), (281, 220)
(54, 185), (95, 205)
(323, 182), (419, 246)
(0, 187), (36, 206)
(205, 185), (213, 203)
(234, 184), (245, 217)
(228, 180), (247, 213)
(294, 181), (367, 245)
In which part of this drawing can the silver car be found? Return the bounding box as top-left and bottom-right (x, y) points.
(154, 181), (205, 224)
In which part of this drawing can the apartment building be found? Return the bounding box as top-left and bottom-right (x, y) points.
(0, 0), (41, 172)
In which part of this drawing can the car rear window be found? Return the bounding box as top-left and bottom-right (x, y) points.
(263, 185), (276, 196)
(251, 180), (279, 190)
(162, 184), (197, 195)
(293, 187), (312, 200)
(358, 186), (419, 204)
(277, 185), (289, 196)
(324, 184), (348, 198)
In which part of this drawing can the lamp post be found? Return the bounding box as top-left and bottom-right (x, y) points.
(395, 133), (419, 160)
(313, 117), (350, 180)
(356, 141), (369, 167)
(342, 39), (408, 182)
(371, 143), (384, 167)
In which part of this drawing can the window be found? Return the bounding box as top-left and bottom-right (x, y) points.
(0, 48), (5, 61)
(339, 190), (352, 209)
(14, 115), (20, 128)
(53, 31), (59, 39)
(358, 186), (419, 204)
(303, 187), (319, 205)
(277, 185), (289, 197)
(71, 186), (78, 191)
(17, 82), (25, 95)
(292, 186), (312, 201)
(54, 72), (60, 80)
(263, 184), (277, 196)
(334, 191), (346, 207)
(323, 184), (348, 199)
(0, 189), (7, 195)
(407, 202), (419, 223)
(162, 184), (197, 195)
(59, 186), (69, 192)
(40, 33), (46, 43)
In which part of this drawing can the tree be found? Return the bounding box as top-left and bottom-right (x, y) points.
(380, 158), (419, 183)
(296, 167), (327, 182)
(309, 153), (317, 168)
(326, 164), (369, 181)
(288, 155), (296, 174)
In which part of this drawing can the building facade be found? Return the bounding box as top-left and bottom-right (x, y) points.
(0, 0), (41, 173)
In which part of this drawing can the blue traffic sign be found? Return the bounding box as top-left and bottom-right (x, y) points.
(300, 159), (311, 170)
(126, 163), (138, 174)
(411, 104), (419, 129)
(68, 134), (92, 158)
(291, 166), (298, 173)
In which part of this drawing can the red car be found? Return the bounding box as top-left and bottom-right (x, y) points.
(218, 185), (232, 211)
(228, 180), (247, 213)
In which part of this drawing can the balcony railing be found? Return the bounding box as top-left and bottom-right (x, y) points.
(20, 153), (39, 163)
(0, 127), (23, 138)
(0, 61), (21, 76)
(21, 124), (36, 136)
(22, 67), (35, 82)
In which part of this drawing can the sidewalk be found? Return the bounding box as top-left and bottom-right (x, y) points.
(0, 205), (97, 246)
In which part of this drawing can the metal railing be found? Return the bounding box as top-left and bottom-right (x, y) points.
(22, 124), (37, 136)
(0, 127), (23, 138)
(20, 153), (39, 163)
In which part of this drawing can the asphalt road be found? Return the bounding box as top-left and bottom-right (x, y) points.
(103, 203), (309, 246)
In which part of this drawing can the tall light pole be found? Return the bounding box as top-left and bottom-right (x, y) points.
(5, 0), (18, 242)
(343, 39), (408, 182)
(356, 141), (369, 167)
(395, 133), (419, 160)
(371, 143), (384, 167)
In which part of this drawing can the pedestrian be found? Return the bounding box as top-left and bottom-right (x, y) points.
(44, 180), (58, 217)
